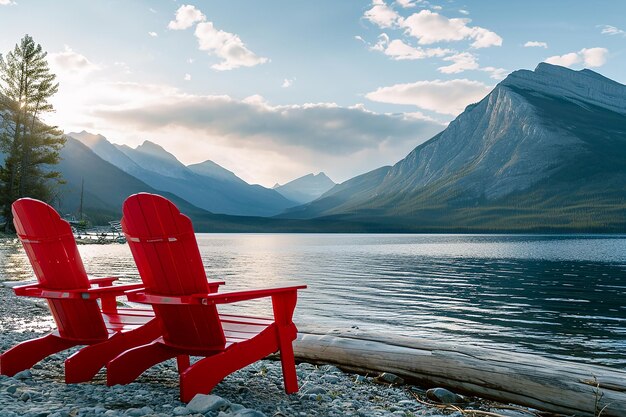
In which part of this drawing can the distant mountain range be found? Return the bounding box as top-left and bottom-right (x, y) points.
(282, 63), (626, 232)
(273, 173), (335, 204)
(55, 137), (210, 224)
(68, 131), (296, 217)
(54, 137), (366, 232)
(4, 62), (624, 232)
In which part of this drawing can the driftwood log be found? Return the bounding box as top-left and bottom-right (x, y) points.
(294, 326), (626, 417)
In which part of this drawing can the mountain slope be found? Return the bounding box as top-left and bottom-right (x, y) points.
(70, 133), (296, 216)
(68, 131), (141, 174)
(116, 141), (189, 179)
(55, 137), (211, 224)
(282, 63), (626, 231)
(273, 172), (336, 204)
(187, 160), (245, 184)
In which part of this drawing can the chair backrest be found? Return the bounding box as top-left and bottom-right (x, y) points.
(122, 193), (225, 350)
(12, 198), (108, 341)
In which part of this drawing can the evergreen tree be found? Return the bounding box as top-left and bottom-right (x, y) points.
(0, 34), (65, 232)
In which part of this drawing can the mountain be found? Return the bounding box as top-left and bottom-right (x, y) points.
(116, 141), (189, 179)
(69, 133), (296, 217)
(68, 131), (142, 174)
(273, 172), (336, 204)
(55, 137), (211, 224)
(282, 63), (626, 232)
(55, 138), (371, 232)
(187, 160), (245, 184)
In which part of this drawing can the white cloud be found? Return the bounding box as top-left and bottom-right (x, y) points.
(600, 25), (626, 36)
(82, 83), (444, 184)
(49, 46), (99, 77)
(282, 78), (295, 88)
(368, 31), (506, 81)
(364, 0), (401, 28)
(187, 58), (195, 64)
(469, 26), (503, 48)
(396, 0), (418, 8)
(370, 33), (390, 51)
(435, 52), (507, 79)
(438, 52), (479, 73)
(148, 31), (158, 37)
(366, 78), (492, 115)
(580, 47), (608, 67)
(545, 52), (580, 67)
(168, 4), (206, 30)
(402, 10), (502, 48)
(194, 21), (269, 71)
(431, 5), (442, 11)
(459, 9), (469, 15)
(372, 34), (451, 60)
(184, 73), (191, 81)
(90, 84), (444, 157)
(403, 110), (440, 123)
(0, 0), (16, 5)
(149, 7), (156, 13)
(481, 66), (509, 80)
(545, 47), (608, 68)
(524, 41), (548, 48)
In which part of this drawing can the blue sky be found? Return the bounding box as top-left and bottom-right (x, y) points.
(1, 0), (625, 185)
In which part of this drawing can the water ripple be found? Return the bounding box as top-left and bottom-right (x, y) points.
(1, 234), (625, 367)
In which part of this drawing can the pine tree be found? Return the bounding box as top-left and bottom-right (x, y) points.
(0, 34), (65, 232)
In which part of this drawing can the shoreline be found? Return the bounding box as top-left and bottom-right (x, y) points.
(293, 327), (626, 416)
(0, 285), (551, 417)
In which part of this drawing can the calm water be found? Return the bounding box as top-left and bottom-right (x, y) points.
(1, 234), (625, 368)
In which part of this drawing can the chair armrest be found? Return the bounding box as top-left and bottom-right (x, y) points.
(88, 276), (118, 287)
(125, 289), (201, 305)
(123, 280), (225, 304)
(13, 283), (144, 300)
(207, 280), (226, 290)
(83, 283), (145, 298)
(125, 284), (305, 306)
(197, 284), (307, 305)
(13, 283), (84, 299)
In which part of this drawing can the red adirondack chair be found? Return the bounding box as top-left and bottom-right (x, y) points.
(106, 193), (306, 402)
(0, 198), (166, 382)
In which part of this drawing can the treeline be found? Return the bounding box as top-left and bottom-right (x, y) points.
(0, 34), (65, 232)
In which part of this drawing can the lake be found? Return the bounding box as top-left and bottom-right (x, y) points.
(1, 234), (625, 368)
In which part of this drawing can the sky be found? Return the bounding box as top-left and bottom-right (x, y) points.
(0, 0), (625, 187)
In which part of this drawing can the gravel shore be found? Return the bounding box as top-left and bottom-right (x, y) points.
(0, 286), (535, 417)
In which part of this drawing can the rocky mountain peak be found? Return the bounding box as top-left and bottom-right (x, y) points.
(313, 172), (331, 180)
(501, 63), (626, 115)
(134, 140), (181, 163)
(186, 159), (245, 184)
(68, 130), (108, 147)
(274, 172), (336, 204)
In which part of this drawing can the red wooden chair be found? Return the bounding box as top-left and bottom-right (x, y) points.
(0, 198), (164, 383)
(106, 193), (306, 402)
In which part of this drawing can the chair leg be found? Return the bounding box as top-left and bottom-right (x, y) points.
(277, 329), (299, 394)
(65, 319), (162, 383)
(271, 292), (300, 394)
(0, 333), (77, 377)
(176, 355), (190, 373)
(179, 329), (278, 403)
(106, 340), (177, 386)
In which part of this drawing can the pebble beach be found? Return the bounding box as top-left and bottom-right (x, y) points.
(0, 285), (538, 417)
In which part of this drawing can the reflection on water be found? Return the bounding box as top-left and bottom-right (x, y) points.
(1, 234), (625, 367)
